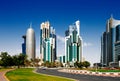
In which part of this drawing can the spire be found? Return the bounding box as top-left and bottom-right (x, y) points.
(30, 22), (32, 28)
(110, 14), (113, 19)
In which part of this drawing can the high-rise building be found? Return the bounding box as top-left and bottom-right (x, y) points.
(40, 21), (56, 62)
(26, 25), (36, 60)
(58, 55), (65, 63)
(22, 35), (26, 54)
(101, 15), (120, 66)
(65, 20), (82, 64)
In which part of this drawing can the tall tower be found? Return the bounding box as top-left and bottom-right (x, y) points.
(22, 35), (26, 54)
(65, 20), (82, 65)
(101, 15), (120, 66)
(75, 20), (80, 35)
(40, 21), (56, 62)
(40, 21), (50, 61)
(26, 25), (36, 60)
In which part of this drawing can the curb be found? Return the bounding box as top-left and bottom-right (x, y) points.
(58, 69), (120, 77)
(4, 69), (15, 81)
(34, 68), (77, 81)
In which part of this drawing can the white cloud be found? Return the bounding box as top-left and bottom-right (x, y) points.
(83, 42), (93, 47)
(57, 35), (65, 43)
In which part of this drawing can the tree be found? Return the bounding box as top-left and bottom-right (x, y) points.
(34, 58), (40, 67)
(30, 59), (34, 66)
(74, 61), (91, 69)
(0, 52), (27, 68)
(0, 60), (3, 66)
(66, 61), (70, 67)
(74, 61), (79, 68)
(19, 54), (26, 66)
(54, 61), (62, 67)
(0, 52), (13, 67)
(83, 61), (90, 68)
(77, 62), (83, 69)
(50, 62), (55, 67)
(24, 59), (31, 67)
(12, 53), (26, 68)
(12, 55), (19, 68)
(44, 61), (51, 67)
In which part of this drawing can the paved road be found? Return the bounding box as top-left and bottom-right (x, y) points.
(36, 68), (120, 81)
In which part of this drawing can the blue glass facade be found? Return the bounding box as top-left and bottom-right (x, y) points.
(101, 16), (120, 66)
(58, 55), (65, 63)
(101, 32), (107, 66)
(65, 20), (82, 64)
(40, 21), (56, 62)
(116, 25), (120, 42)
(22, 43), (26, 54)
(22, 35), (26, 54)
(115, 42), (120, 62)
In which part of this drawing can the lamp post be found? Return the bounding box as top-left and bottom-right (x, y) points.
(95, 63), (97, 72)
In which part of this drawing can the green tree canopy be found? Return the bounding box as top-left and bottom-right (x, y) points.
(74, 61), (91, 69)
(12, 54), (26, 68)
(0, 52), (27, 68)
(83, 61), (90, 68)
(0, 52), (13, 67)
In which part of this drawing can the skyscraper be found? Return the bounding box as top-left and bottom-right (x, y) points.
(40, 21), (56, 62)
(22, 35), (26, 54)
(26, 25), (36, 60)
(58, 55), (65, 63)
(101, 15), (120, 66)
(65, 20), (82, 64)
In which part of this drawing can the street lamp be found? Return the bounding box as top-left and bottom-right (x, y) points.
(95, 63), (97, 72)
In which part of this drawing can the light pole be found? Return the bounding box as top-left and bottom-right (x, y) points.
(95, 63), (97, 72)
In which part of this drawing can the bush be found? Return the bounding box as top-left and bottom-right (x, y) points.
(74, 61), (91, 69)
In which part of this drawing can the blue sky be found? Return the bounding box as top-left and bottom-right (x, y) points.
(0, 0), (120, 65)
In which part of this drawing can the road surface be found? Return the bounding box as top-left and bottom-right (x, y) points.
(36, 68), (120, 81)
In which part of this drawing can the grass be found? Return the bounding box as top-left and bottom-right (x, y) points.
(0, 68), (6, 72)
(6, 68), (74, 81)
(90, 69), (120, 72)
(0, 68), (11, 72)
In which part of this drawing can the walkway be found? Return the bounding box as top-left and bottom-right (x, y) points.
(0, 69), (13, 81)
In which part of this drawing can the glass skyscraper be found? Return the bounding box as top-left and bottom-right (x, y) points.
(65, 20), (82, 64)
(58, 55), (65, 63)
(40, 21), (56, 62)
(22, 35), (26, 54)
(101, 15), (120, 66)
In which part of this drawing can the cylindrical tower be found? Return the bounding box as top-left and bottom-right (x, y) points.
(26, 26), (36, 60)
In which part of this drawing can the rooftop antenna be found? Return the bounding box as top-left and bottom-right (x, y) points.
(30, 22), (32, 28)
(111, 14), (113, 19)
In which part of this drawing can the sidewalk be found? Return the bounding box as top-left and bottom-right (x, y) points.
(0, 69), (13, 81)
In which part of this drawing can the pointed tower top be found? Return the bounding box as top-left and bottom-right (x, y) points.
(110, 14), (113, 19)
(30, 22), (32, 28)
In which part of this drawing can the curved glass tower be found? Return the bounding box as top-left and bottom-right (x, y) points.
(40, 21), (56, 62)
(65, 20), (83, 64)
(101, 15), (120, 66)
(26, 25), (36, 60)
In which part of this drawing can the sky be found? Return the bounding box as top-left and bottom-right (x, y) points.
(0, 0), (120, 65)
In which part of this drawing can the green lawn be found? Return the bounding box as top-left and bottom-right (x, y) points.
(0, 68), (10, 72)
(90, 69), (120, 72)
(0, 68), (6, 72)
(6, 68), (74, 81)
